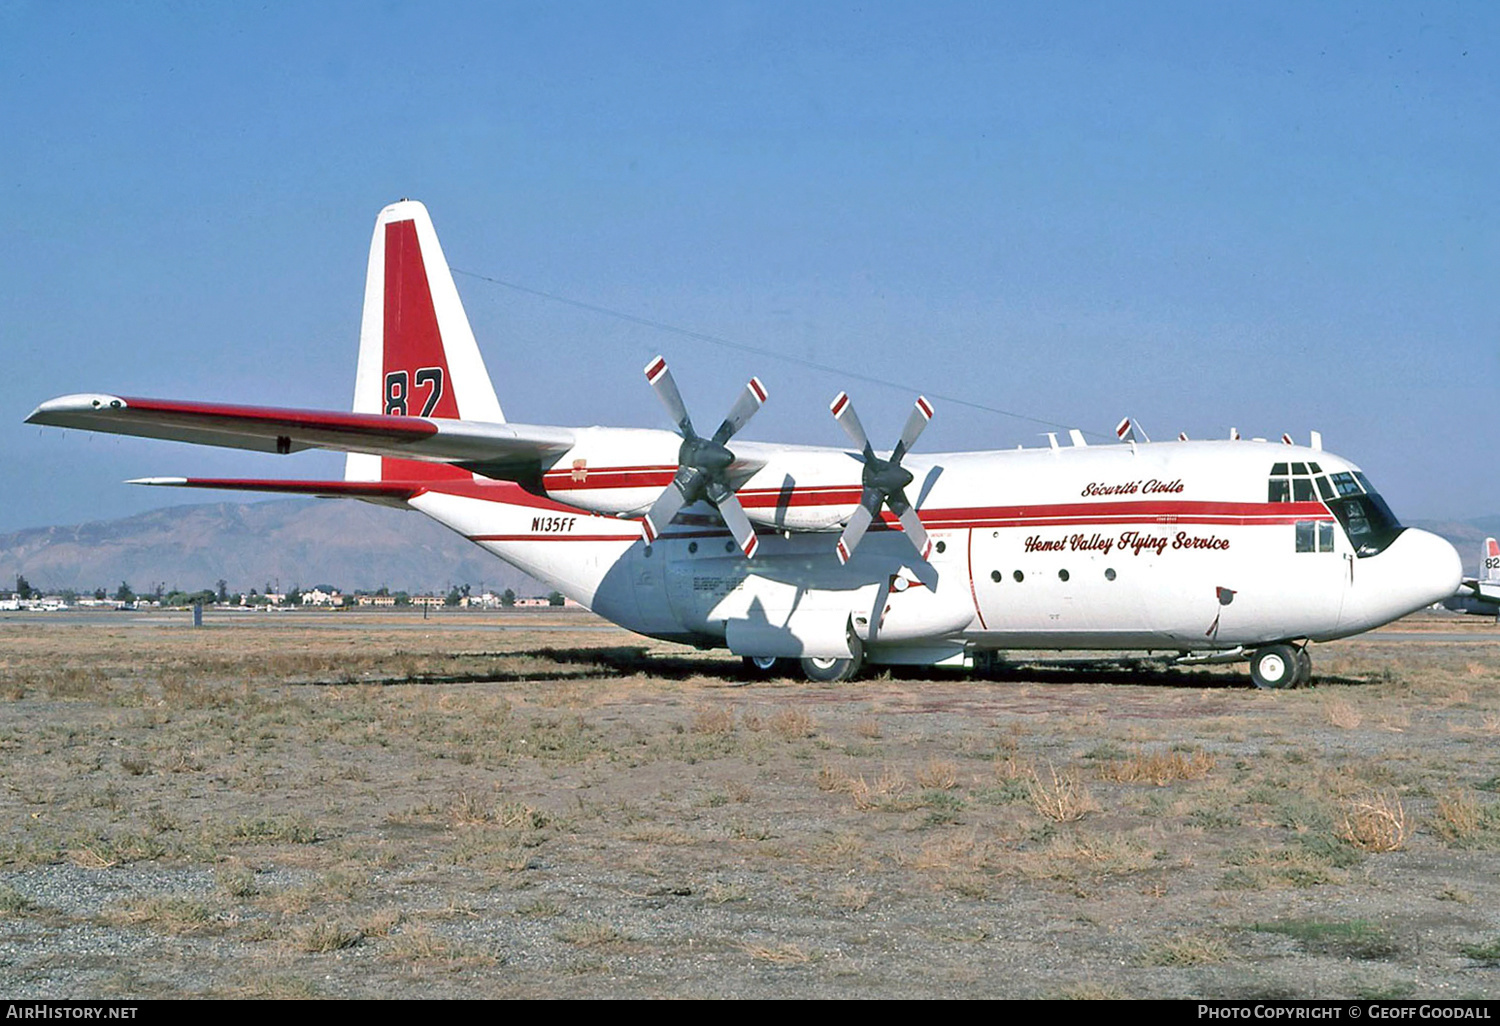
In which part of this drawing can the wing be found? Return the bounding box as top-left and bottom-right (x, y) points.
(27, 394), (575, 483)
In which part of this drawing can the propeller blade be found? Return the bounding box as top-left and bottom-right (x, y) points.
(641, 467), (698, 543)
(892, 396), (934, 462)
(644, 355), (694, 436)
(710, 377), (768, 446)
(835, 499), (876, 565)
(829, 391), (871, 453)
(894, 503), (933, 562)
(714, 491), (760, 558)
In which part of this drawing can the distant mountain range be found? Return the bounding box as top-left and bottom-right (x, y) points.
(0, 500), (1493, 598)
(0, 499), (543, 597)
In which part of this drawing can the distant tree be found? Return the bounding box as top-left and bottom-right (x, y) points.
(547, 591), (565, 607)
(286, 586), (302, 606)
(394, 592), (410, 607)
(501, 588), (516, 607)
(59, 589), (77, 604)
(14, 575), (32, 600)
(216, 579), (228, 604)
(115, 581), (135, 604)
(445, 587), (463, 607)
(93, 587), (107, 601)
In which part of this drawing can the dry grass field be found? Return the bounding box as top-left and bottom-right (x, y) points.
(0, 608), (1498, 999)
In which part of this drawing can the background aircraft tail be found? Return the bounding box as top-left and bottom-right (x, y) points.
(1483, 537), (1500, 583)
(346, 200), (504, 483)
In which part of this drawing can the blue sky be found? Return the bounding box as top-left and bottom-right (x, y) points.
(5, 1), (1496, 531)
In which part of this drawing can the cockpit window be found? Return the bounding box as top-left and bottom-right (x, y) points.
(1327, 489), (1404, 557)
(1269, 462), (1327, 504)
(1329, 472), (1362, 497)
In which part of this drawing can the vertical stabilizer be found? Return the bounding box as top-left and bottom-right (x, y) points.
(346, 200), (504, 482)
(1483, 538), (1500, 583)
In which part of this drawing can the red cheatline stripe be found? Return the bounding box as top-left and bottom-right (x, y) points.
(749, 377), (767, 402)
(542, 468), (678, 489)
(916, 396), (933, 419)
(831, 392), (849, 417)
(645, 356), (667, 381)
(470, 534), (643, 543)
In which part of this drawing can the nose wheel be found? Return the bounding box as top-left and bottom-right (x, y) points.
(1249, 644), (1310, 689)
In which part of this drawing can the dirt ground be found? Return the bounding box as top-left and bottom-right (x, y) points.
(0, 607), (1497, 999)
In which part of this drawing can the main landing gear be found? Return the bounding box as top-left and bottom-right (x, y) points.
(741, 650), (865, 683)
(1249, 643), (1312, 689)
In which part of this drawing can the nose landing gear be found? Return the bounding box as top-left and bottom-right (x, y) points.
(1249, 643), (1312, 689)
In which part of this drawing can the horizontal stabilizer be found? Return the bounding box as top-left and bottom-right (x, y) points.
(126, 477), (425, 500)
(29, 394), (574, 483)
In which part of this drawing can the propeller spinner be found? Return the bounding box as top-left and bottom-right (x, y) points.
(642, 356), (767, 557)
(829, 391), (934, 565)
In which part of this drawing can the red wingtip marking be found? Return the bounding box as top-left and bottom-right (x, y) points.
(749, 377), (767, 403)
(1282, 434), (1294, 445)
(644, 356), (667, 381)
(642, 519), (657, 543)
(916, 396), (933, 420)
(1115, 418), (1131, 439)
(836, 539), (850, 564)
(743, 535), (759, 559)
(830, 392), (849, 417)
(920, 540), (933, 561)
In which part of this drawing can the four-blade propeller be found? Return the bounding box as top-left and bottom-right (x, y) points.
(829, 391), (934, 564)
(642, 355), (767, 558)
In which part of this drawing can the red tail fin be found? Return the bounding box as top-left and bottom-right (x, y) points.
(347, 201), (503, 483)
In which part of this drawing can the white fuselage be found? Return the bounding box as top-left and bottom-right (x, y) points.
(406, 435), (1461, 667)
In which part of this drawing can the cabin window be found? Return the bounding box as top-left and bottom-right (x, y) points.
(1104, 568), (1116, 581)
(1295, 520), (1339, 554)
(1058, 569), (1070, 582)
(1013, 570), (1024, 583)
(991, 570), (1002, 582)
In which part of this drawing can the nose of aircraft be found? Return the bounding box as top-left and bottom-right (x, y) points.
(1400, 528), (1464, 607)
(1337, 528), (1462, 636)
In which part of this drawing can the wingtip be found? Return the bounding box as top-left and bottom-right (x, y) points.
(125, 477), (188, 487)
